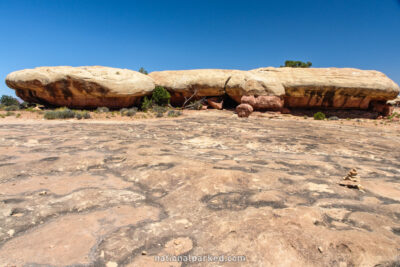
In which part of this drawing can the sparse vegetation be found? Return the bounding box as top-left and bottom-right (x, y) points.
(19, 101), (34, 109)
(152, 86), (170, 106)
(281, 60), (312, 68)
(387, 112), (400, 121)
(313, 111), (326, 120)
(4, 105), (19, 111)
(167, 110), (182, 117)
(44, 108), (90, 120)
(152, 105), (168, 114)
(138, 67), (148, 75)
(141, 86), (171, 112)
(74, 110), (91, 120)
(96, 107), (110, 113)
(185, 99), (204, 110)
(0, 95), (19, 106)
(141, 96), (152, 111)
(328, 116), (339, 121)
(120, 107), (137, 117)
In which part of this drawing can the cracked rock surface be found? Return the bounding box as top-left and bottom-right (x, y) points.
(0, 111), (399, 266)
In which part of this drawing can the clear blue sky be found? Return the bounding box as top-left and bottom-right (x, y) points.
(0, 0), (399, 97)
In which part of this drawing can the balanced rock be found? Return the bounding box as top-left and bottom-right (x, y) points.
(6, 66), (155, 108)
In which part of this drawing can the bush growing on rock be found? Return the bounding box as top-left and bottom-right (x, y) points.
(282, 60), (312, 68)
(152, 86), (170, 106)
(314, 112), (326, 120)
(138, 67), (148, 75)
(0, 95), (19, 106)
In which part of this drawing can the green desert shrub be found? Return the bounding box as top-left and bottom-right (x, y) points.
(167, 110), (182, 117)
(141, 96), (152, 111)
(152, 86), (170, 106)
(138, 67), (148, 75)
(281, 60), (312, 68)
(96, 107), (110, 113)
(0, 95), (19, 106)
(120, 107), (137, 117)
(313, 111), (326, 120)
(5, 111), (15, 116)
(4, 105), (19, 111)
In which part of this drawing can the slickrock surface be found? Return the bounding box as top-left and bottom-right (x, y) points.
(0, 111), (399, 266)
(6, 66), (155, 108)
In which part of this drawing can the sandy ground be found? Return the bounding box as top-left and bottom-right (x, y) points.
(0, 109), (399, 266)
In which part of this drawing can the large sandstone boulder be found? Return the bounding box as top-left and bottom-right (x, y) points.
(251, 67), (399, 110)
(6, 66), (155, 108)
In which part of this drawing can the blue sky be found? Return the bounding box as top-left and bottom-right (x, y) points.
(0, 0), (399, 96)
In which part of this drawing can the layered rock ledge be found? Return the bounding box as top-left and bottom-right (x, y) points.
(6, 66), (155, 108)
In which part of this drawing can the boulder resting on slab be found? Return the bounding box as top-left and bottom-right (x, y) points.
(6, 66), (155, 109)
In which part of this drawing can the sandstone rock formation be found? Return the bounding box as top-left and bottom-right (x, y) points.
(148, 69), (233, 105)
(5, 66), (399, 113)
(6, 66), (155, 108)
(251, 67), (399, 111)
(148, 69), (285, 105)
(149, 67), (399, 113)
